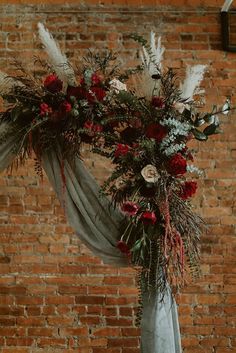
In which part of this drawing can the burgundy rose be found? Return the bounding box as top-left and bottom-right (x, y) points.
(167, 153), (187, 176)
(91, 73), (102, 85)
(121, 201), (139, 216)
(140, 211), (157, 225)
(67, 86), (84, 99)
(40, 103), (52, 116)
(146, 123), (167, 142)
(151, 96), (165, 108)
(117, 240), (130, 255)
(84, 121), (103, 133)
(93, 124), (103, 133)
(114, 144), (130, 158)
(60, 101), (72, 113)
(84, 120), (94, 130)
(89, 87), (106, 102)
(179, 181), (197, 200)
(44, 74), (63, 93)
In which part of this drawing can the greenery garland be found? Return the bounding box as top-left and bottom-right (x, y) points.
(0, 26), (231, 301)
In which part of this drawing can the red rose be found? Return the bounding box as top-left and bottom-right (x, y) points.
(140, 211), (157, 225)
(84, 120), (94, 130)
(179, 181), (197, 199)
(114, 144), (130, 158)
(84, 121), (103, 133)
(91, 73), (102, 85)
(151, 96), (165, 108)
(60, 101), (72, 113)
(93, 124), (103, 133)
(146, 123), (167, 142)
(167, 153), (187, 176)
(44, 74), (63, 93)
(117, 240), (130, 256)
(121, 202), (139, 216)
(40, 103), (52, 116)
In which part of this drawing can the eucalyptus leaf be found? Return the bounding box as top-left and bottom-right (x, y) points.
(131, 239), (142, 252)
(203, 114), (215, 124)
(194, 118), (205, 127)
(192, 129), (208, 141)
(203, 123), (218, 136)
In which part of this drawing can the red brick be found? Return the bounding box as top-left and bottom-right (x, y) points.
(5, 337), (34, 346)
(75, 296), (105, 305)
(38, 337), (67, 348)
(28, 328), (57, 337)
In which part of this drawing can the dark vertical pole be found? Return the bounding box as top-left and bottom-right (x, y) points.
(221, 11), (230, 51)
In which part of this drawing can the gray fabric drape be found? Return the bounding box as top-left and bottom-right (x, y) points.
(141, 290), (182, 353)
(42, 149), (128, 266)
(0, 121), (182, 353)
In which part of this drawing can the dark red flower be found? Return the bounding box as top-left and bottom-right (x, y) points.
(84, 120), (94, 130)
(146, 123), (167, 142)
(117, 240), (130, 255)
(67, 86), (84, 99)
(114, 144), (130, 158)
(179, 181), (197, 199)
(80, 73), (102, 86)
(140, 211), (157, 225)
(89, 87), (106, 102)
(60, 101), (72, 113)
(121, 202), (139, 216)
(44, 74), (63, 93)
(93, 124), (103, 133)
(167, 153), (187, 176)
(40, 103), (52, 116)
(91, 73), (102, 85)
(151, 96), (165, 108)
(84, 121), (103, 133)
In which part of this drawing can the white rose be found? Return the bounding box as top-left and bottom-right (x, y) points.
(110, 78), (127, 93)
(141, 165), (159, 183)
(174, 102), (189, 113)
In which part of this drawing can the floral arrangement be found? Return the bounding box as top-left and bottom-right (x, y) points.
(0, 25), (230, 295)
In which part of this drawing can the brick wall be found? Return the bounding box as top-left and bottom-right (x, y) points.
(0, 1), (236, 352)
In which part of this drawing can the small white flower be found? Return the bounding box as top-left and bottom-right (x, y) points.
(110, 78), (127, 93)
(141, 165), (159, 183)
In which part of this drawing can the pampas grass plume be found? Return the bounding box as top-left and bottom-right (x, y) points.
(181, 65), (207, 101)
(38, 23), (76, 87)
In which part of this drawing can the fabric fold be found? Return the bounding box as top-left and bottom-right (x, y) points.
(42, 149), (128, 266)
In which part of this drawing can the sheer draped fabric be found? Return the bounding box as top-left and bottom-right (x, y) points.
(0, 121), (182, 353)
